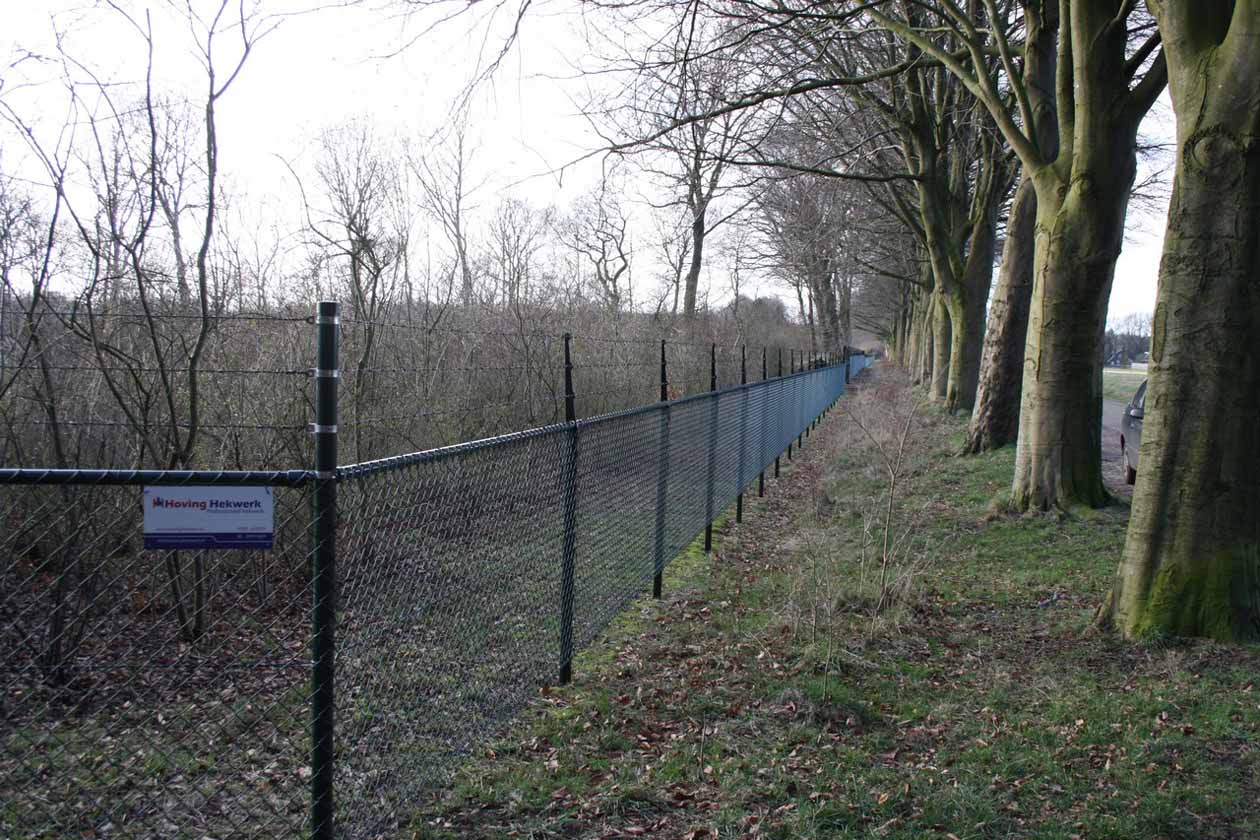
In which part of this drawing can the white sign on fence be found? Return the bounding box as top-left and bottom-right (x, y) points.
(143, 486), (274, 550)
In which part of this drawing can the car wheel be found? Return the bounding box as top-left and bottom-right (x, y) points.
(1123, 445), (1137, 485)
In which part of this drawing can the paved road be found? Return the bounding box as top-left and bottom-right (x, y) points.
(1101, 399), (1131, 499)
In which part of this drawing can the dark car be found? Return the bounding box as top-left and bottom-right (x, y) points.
(1120, 379), (1147, 485)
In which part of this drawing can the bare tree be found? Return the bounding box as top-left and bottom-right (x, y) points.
(484, 196), (552, 308)
(562, 179), (633, 312)
(299, 123), (412, 462)
(582, 6), (765, 322)
(3, 0), (275, 644)
(411, 116), (480, 307)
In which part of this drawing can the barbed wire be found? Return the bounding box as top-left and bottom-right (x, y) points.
(34, 309), (312, 323)
(576, 386), (657, 401)
(4, 418), (308, 431)
(2, 363), (311, 376)
(335, 316), (809, 354)
(341, 364), (556, 376)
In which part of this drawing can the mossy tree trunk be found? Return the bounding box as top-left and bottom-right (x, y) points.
(882, 46), (1006, 413)
(910, 283), (934, 386)
(1105, 1), (1260, 641)
(919, 300), (933, 386)
(892, 290), (912, 362)
(903, 296), (920, 371)
(915, 272), (934, 386)
(910, 107), (1006, 415)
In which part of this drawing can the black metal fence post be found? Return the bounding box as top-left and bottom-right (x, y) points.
(559, 333), (579, 684)
(808, 355), (814, 430)
(652, 340), (669, 599)
(787, 350), (794, 461)
(703, 343), (717, 553)
(806, 350), (812, 436)
(825, 352), (831, 413)
(829, 351), (835, 409)
(797, 349), (805, 450)
(758, 347), (767, 497)
(805, 349), (812, 438)
(311, 300), (339, 840)
(812, 351), (819, 430)
(775, 348), (782, 478)
(823, 351), (829, 419)
(736, 345), (747, 524)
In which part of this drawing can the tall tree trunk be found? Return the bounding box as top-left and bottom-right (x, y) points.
(683, 203), (706, 319)
(942, 296), (970, 409)
(966, 0), (1057, 451)
(930, 292), (950, 400)
(966, 175), (1036, 452)
(916, 289), (934, 386)
(901, 290), (914, 367)
(910, 123), (1002, 413)
(810, 273), (841, 355)
(1012, 166), (1132, 510)
(945, 183), (1001, 412)
(1103, 4), (1260, 640)
(904, 294), (922, 374)
(867, 0), (1163, 510)
(1006, 0), (1162, 510)
(890, 312), (903, 362)
(944, 284), (987, 413)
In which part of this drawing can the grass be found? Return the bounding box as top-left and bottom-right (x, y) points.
(0, 685), (310, 839)
(1102, 367), (1146, 403)
(413, 375), (1260, 839)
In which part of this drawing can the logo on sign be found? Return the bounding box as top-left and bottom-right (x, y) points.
(150, 496), (263, 511)
(143, 486), (275, 551)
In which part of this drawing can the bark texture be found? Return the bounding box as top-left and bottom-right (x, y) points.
(947, 187), (1001, 412)
(1008, 0), (1163, 509)
(868, 0), (1163, 508)
(683, 203), (705, 319)
(1106, 3), (1260, 640)
(929, 293), (951, 401)
(1012, 174), (1125, 510)
(966, 4), (1057, 453)
(966, 176), (1036, 452)
(893, 52), (1008, 414)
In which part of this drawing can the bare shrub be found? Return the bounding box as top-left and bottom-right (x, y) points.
(844, 369), (938, 622)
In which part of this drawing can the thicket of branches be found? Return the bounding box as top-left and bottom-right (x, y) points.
(0, 4), (833, 475)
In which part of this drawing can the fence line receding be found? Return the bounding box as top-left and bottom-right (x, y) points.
(0, 300), (874, 839)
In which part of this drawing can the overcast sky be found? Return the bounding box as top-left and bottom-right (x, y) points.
(3, 0), (1171, 321)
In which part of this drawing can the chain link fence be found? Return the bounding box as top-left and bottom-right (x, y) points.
(0, 471), (315, 838)
(1, 300), (869, 839)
